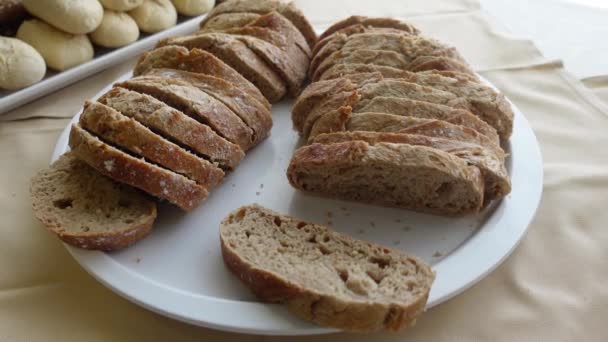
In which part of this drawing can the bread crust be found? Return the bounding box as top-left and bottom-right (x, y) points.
(133, 46), (270, 110)
(318, 16), (420, 41)
(69, 125), (208, 211)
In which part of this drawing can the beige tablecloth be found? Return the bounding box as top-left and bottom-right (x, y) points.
(2, 1), (607, 340)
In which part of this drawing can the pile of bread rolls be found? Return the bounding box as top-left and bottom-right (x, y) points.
(0, 0), (216, 91)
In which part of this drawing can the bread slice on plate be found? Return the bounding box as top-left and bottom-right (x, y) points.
(288, 140), (485, 215)
(201, 0), (317, 49)
(311, 131), (510, 201)
(116, 77), (255, 151)
(30, 153), (157, 251)
(138, 70), (272, 147)
(98, 87), (244, 170)
(220, 204), (435, 332)
(133, 46), (270, 110)
(69, 125), (208, 211)
(157, 33), (287, 103)
(79, 101), (225, 189)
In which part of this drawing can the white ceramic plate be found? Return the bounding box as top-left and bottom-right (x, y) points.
(51, 72), (543, 335)
(0, 15), (204, 115)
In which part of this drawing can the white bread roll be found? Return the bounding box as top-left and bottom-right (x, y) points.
(129, 0), (177, 33)
(90, 10), (139, 48)
(171, 0), (214, 16)
(22, 0), (103, 35)
(17, 20), (94, 71)
(0, 37), (46, 90)
(99, 0), (143, 11)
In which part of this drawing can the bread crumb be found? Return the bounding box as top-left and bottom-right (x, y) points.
(255, 191), (260, 196)
(340, 207), (347, 211)
(136, 257), (141, 263)
(369, 221), (375, 228)
(326, 211), (333, 218)
(433, 252), (442, 258)
(393, 240), (400, 245)
(344, 212), (351, 217)
(402, 225), (411, 232)
(326, 220), (333, 226)
(104, 160), (114, 172)
(357, 229), (365, 234)
(394, 219), (402, 223)
(260, 183), (264, 189)
(231, 183), (236, 187)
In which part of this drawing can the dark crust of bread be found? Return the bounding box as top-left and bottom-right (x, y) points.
(157, 33), (287, 103)
(201, 0), (317, 48)
(138, 70), (273, 147)
(30, 153), (157, 252)
(133, 46), (270, 110)
(98, 87), (245, 170)
(69, 125), (208, 211)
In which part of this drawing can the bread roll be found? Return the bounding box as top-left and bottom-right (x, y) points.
(0, 37), (46, 90)
(90, 10), (139, 48)
(171, 0), (214, 16)
(99, 0), (144, 11)
(17, 20), (94, 71)
(129, 0), (177, 33)
(0, 0), (27, 36)
(22, 0), (103, 35)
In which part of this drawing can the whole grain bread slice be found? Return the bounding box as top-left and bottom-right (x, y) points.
(220, 204), (435, 331)
(405, 56), (476, 77)
(310, 110), (502, 153)
(157, 33), (287, 102)
(69, 125), (208, 211)
(201, 0), (317, 48)
(311, 131), (510, 201)
(141, 69), (272, 147)
(116, 77), (256, 151)
(318, 16), (420, 41)
(320, 68), (513, 139)
(312, 33), (467, 80)
(133, 46), (270, 110)
(79, 101), (225, 189)
(98, 87), (244, 170)
(288, 141), (485, 215)
(30, 153), (157, 251)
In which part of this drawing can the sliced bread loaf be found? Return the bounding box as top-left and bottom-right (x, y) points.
(220, 204), (435, 331)
(79, 101), (225, 189)
(287, 141), (485, 215)
(98, 87), (244, 170)
(116, 77), (256, 151)
(201, 0), (317, 48)
(157, 32), (287, 102)
(133, 46), (269, 110)
(311, 131), (510, 201)
(69, 125), (208, 211)
(30, 153), (157, 251)
(139, 70), (272, 146)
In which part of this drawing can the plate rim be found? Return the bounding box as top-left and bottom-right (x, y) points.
(51, 73), (543, 336)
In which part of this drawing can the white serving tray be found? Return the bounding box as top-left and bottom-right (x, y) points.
(0, 15), (205, 115)
(51, 71), (543, 335)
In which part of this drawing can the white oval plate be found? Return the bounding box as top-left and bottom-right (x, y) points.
(52, 72), (543, 335)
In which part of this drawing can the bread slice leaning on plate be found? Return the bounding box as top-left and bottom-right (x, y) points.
(30, 153), (157, 251)
(220, 204), (435, 332)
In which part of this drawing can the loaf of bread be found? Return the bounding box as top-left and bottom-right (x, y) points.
(100, 0), (144, 11)
(22, 0), (103, 34)
(220, 204), (435, 331)
(286, 16), (512, 215)
(30, 153), (157, 251)
(17, 19), (94, 71)
(90, 10), (140, 48)
(171, 0), (214, 16)
(0, 37), (46, 90)
(129, 0), (177, 33)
